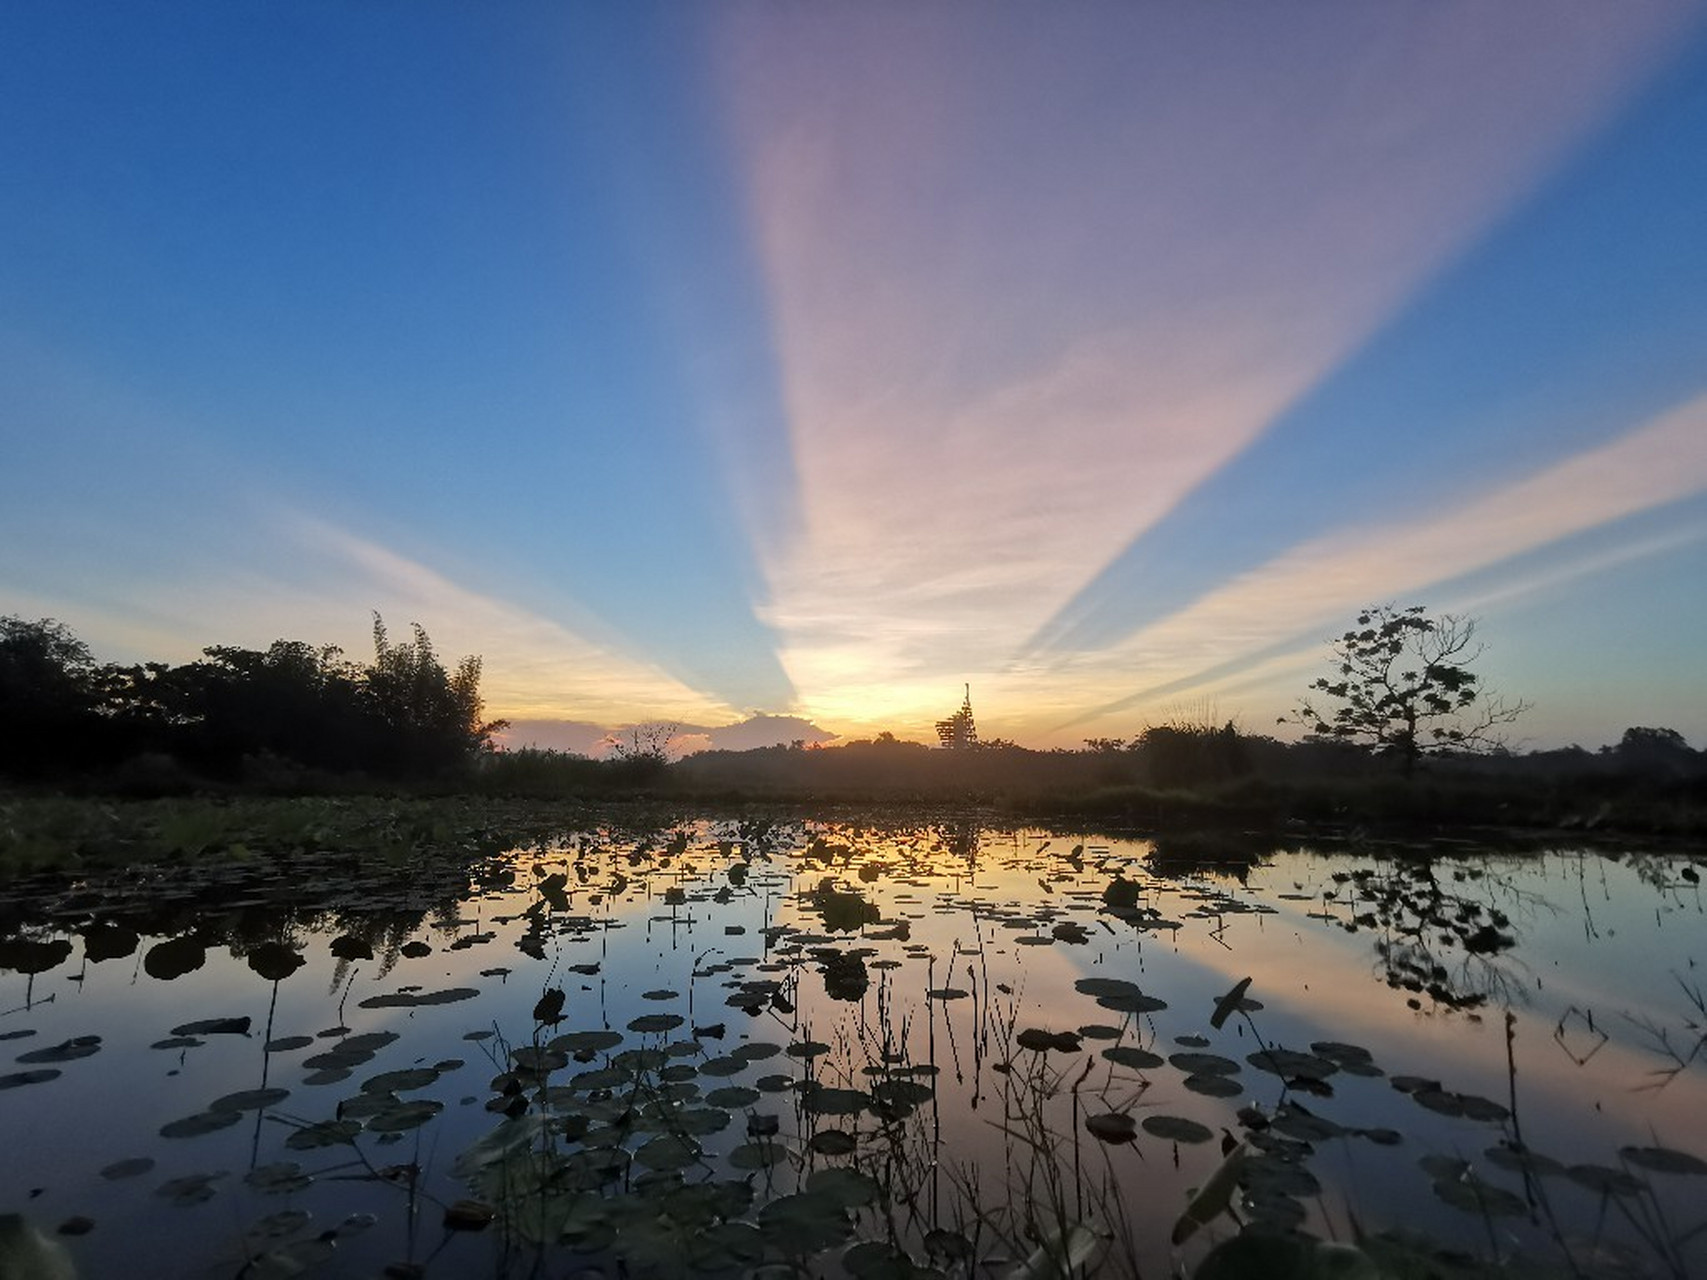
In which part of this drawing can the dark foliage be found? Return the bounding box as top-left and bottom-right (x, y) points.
(1, 614), (500, 785)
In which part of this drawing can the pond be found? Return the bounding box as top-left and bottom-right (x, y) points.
(1, 808), (1704, 1279)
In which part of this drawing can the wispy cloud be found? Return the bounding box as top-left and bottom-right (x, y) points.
(711, 2), (1697, 732)
(1015, 390), (1707, 740)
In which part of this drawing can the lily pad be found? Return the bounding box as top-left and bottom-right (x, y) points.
(99, 1157), (156, 1180)
(171, 1017), (250, 1037)
(160, 1109), (244, 1138)
(1246, 1048), (1338, 1080)
(246, 943), (306, 982)
(1169, 1052), (1239, 1075)
(209, 1087), (291, 1112)
(1085, 1112), (1138, 1144)
(15, 1036), (100, 1065)
(627, 1013), (685, 1034)
(0, 1069), (60, 1089)
(1142, 1115), (1214, 1144)
(1619, 1145), (1707, 1175)
(359, 987), (478, 1009)
(1181, 1073), (1243, 1098)
(144, 936), (207, 981)
(1567, 1164), (1648, 1196)
(1101, 1046), (1164, 1070)
(362, 1068), (440, 1093)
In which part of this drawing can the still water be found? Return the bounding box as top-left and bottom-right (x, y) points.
(2, 814), (1703, 1279)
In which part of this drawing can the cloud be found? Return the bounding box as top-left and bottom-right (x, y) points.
(1012, 390), (1707, 741)
(711, 1), (1699, 730)
(5, 504), (742, 728)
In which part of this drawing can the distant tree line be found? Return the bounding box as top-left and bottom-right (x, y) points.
(0, 613), (503, 783)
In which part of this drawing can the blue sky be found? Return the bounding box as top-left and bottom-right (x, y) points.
(3, 1), (1705, 752)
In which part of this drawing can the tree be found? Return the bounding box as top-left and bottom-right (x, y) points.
(367, 614), (506, 773)
(1286, 604), (1528, 776)
(0, 616), (103, 775)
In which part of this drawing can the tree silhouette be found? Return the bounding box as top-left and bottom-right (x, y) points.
(0, 616), (102, 775)
(1286, 604), (1528, 776)
(367, 614), (506, 773)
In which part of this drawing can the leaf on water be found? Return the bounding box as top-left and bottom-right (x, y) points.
(787, 1040), (831, 1059)
(1095, 991), (1169, 1014)
(1246, 1048), (1339, 1080)
(1085, 1112), (1138, 1145)
(1389, 1075), (1439, 1095)
(283, 1119), (361, 1150)
(329, 936), (373, 960)
(733, 1041), (782, 1062)
(802, 1087), (869, 1117)
(99, 1157), (155, 1180)
(365, 1099), (444, 1133)
(1210, 977), (1253, 1030)
(757, 1191), (854, 1253)
(808, 1129), (858, 1156)
(209, 1087), (291, 1113)
(15, 1036), (100, 1064)
(362, 1067), (441, 1095)
(926, 988), (969, 1001)
(627, 1013), (685, 1034)
(1432, 1175), (1526, 1216)
(0, 937), (73, 976)
(533, 988), (566, 1023)
(1016, 1029), (1082, 1054)
(1311, 1041), (1382, 1076)
(698, 1055), (746, 1077)
(1181, 1073), (1243, 1098)
(635, 1134), (701, 1171)
(806, 1167), (881, 1209)
(170, 1017), (250, 1037)
(359, 987), (479, 1009)
(1076, 1024), (1122, 1041)
(242, 1207), (312, 1240)
(264, 1036), (314, 1053)
(1172, 1142), (1247, 1245)
(159, 1110), (244, 1139)
(1142, 1115), (1214, 1144)
(246, 942), (306, 983)
(549, 1030), (623, 1053)
(1169, 1052), (1239, 1075)
(1484, 1144), (1563, 1176)
(1101, 1046), (1163, 1070)
(82, 925), (139, 964)
(642, 988), (679, 1001)
(1567, 1164), (1648, 1197)
(706, 1086), (761, 1108)
(156, 1171), (226, 1206)
(1619, 1145), (1707, 1175)
(245, 1237), (336, 1278)
(244, 1163), (313, 1194)
(144, 936), (206, 981)
(400, 941), (432, 959)
(728, 1141), (788, 1170)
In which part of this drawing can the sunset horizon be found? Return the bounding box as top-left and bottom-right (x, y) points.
(5, 2), (1705, 754)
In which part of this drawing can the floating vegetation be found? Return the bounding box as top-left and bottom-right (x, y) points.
(0, 807), (1704, 1279)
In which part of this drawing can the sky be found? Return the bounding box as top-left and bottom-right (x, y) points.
(3, 1), (1706, 755)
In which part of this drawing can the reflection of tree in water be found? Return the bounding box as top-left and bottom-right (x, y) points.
(1334, 857), (1528, 1011)
(935, 819), (982, 868)
(0, 845), (488, 986)
(1146, 830), (1269, 883)
(815, 947), (870, 1002)
(805, 878), (881, 933)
